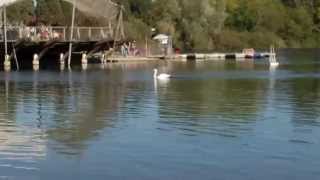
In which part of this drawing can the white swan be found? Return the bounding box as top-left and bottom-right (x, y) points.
(154, 69), (171, 80)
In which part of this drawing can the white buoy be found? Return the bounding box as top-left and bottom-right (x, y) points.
(60, 53), (65, 65)
(60, 64), (65, 71)
(4, 54), (11, 71)
(33, 64), (39, 71)
(33, 54), (40, 66)
(101, 53), (106, 64)
(82, 63), (88, 70)
(100, 63), (105, 69)
(81, 53), (88, 64)
(4, 66), (10, 72)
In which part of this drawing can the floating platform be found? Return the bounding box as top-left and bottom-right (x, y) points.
(174, 52), (272, 61)
(108, 56), (161, 62)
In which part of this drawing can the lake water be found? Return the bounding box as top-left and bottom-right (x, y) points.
(0, 49), (320, 180)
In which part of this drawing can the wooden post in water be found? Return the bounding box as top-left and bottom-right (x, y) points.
(12, 43), (19, 70)
(108, 20), (113, 38)
(145, 36), (148, 57)
(88, 27), (92, 40)
(3, 4), (10, 70)
(3, 4), (7, 57)
(167, 35), (173, 57)
(113, 7), (124, 48)
(77, 27), (80, 39)
(63, 27), (66, 41)
(68, 0), (76, 68)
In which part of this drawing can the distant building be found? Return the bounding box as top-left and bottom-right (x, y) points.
(153, 34), (173, 56)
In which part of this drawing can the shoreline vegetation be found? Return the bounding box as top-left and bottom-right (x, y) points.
(4, 0), (320, 52)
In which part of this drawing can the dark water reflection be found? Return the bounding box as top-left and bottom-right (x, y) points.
(0, 49), (320, 179)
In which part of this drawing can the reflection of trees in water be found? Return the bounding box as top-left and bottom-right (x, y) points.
(0, 72), (22, 123)
(0, 71), (128, 156)
(0, 82), (17, 122)
(289, 78), (320, 127)
(46, 80), (126, 156)
(0, 78), (47, 161)
(157, 78), (268, 136)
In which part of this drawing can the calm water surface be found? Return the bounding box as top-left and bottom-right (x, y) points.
(0, 49), (320, 179)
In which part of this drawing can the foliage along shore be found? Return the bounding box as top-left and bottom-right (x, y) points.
(4, 0), (320, 51)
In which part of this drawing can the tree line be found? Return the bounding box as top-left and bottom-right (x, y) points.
(4, 0), (320, 51)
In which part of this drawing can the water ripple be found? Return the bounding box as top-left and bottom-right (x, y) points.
(0, 54), (319, 179)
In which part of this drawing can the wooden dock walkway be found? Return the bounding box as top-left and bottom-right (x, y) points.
(0, 26), (275, 70)
(0, 0), (128, 70)
(0, 26), (123, 70)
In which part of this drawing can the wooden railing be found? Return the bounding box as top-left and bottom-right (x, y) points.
(0, 26), (114, 42)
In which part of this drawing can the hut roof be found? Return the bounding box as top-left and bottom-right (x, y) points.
(153, 34), (169, 40)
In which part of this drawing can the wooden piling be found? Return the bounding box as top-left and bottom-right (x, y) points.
(12, 44), (19, 70)
(68, 0), (77, 68)
(2, 3), (9, 69)
(3, 4), (7, 57)
(81, 53), (88, 64)
(33, 54), (39, 66)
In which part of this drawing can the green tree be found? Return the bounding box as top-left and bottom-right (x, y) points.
(4, 0), (320, 49)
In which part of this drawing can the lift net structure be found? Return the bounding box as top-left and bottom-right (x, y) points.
(0, 0), (18, 7)
(63, 0), (125, 40)
(63, 0), (119, 20)
(1, 0), (119, 19)
(1, 0), (125, 41)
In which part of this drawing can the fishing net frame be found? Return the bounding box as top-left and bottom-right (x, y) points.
(0, 0), (125, 41)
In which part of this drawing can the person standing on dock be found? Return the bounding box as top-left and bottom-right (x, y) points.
(121, 44), (126, 57)
(123, 42), (129, 57)
(132, 40), (140, 56)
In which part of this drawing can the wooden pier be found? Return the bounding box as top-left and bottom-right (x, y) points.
(0, 26), (121, 69)
(0, 26), (275, 70)
(1, 0), (126, 70)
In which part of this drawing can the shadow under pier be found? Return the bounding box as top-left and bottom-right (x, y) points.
(0, 40), (116, 70)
